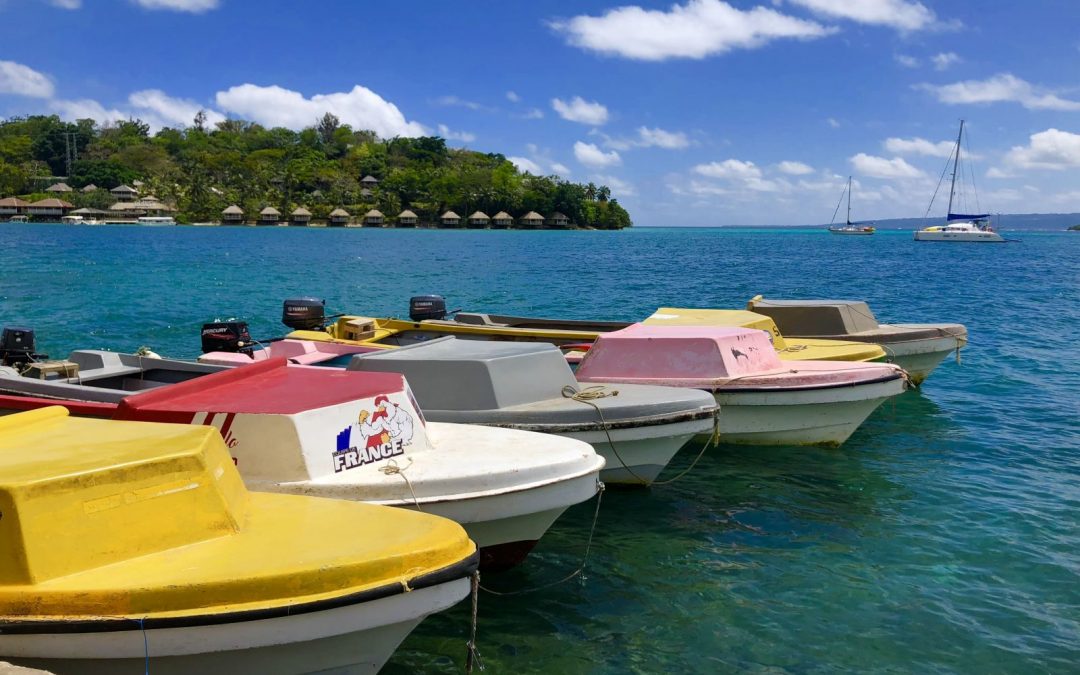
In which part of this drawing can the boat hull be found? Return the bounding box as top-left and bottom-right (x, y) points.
(914, 230), (1004, 242)
(1, 577), (469, 675)
(706, 376), (906, 446)
(559, 417), (708, 485)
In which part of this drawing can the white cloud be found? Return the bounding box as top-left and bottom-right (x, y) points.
(520, 108), (544, 120)
(603, 126), (690, 150)
(594, 174), (637, 197)
(550, 162), (572, 176)
(0, 60), (54, 98)
(850, 153), (925, 179)
(895, 54), (919, 68)
(550, 0), (832, 61)
(127, 89), (224, 128)
(789, 0), (935, 31)
(508, 156), (545, 174)
(506, 91), (520, 103)
(985, 167), (1014, 179)
(47, 0), (82, 8)
(777, 160), (814, 175)
(932, 52), (960, 70)
(827, 117), (841, 128)
(694, 158), (763, 180)
(432, 95), (486, 111)
(50, 98), (128, 124)
(918, 73), (1080, 111)
(1004, 129), (1080, 170)
(883, 136), (954, 157)
(552, 96), (609, 125)
(215, 83), (426, 137)
(131, 0), (219, 12)
(437, 124), (476, 144)
(574, 141), (622, 168)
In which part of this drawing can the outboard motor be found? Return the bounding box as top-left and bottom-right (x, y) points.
(0, 326), (45, 367)
(201, 321), (254, 355)
(282, 298), (326, 330)
(409, 295), (447, 322)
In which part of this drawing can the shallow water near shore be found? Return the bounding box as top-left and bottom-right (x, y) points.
(2, 224), (1078, 673)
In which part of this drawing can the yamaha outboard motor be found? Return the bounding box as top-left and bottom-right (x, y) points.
(409, 295), (447, 322)
(0, 326), (45, 367)
(201, 321), (254, 355)
(282, 298), (326, 330)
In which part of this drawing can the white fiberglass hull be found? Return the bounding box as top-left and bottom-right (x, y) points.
(1, 578), (468, 675)
(914, 230), (1004, 242)
(561, 416), (710, 485)
(705, 376), (906, 446)
(882, 335), (959, 385)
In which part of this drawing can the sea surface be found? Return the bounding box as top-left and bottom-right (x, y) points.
(2, 224), (1078, 673)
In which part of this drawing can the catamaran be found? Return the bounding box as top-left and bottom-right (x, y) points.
(828, 176), (875, 235)
(915, 120), (1004, 243)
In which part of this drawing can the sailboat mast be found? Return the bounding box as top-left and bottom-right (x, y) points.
(946, 120), (964, 217)
(846, 176), (852, 225)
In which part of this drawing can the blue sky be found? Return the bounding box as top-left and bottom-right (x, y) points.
(1, 0), (1079, 226)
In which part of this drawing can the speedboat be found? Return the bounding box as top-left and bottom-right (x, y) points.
(347, 337), (719, 486)
(260, 297), (886, 364)
(0, 352), (605, 571)
(0, 407), (476, 674)
(574, 324), (909, 446)
(746, 296), (967, 385)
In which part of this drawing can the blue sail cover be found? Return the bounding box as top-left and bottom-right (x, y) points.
(947, 213), (990, 222)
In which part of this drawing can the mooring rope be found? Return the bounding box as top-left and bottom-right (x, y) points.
(380, 458), (422, 511)
(465, 571), (484, 673)
(479, 481), (605, 596)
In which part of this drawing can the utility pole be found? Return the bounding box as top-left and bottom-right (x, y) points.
(64, 132), (78, 177)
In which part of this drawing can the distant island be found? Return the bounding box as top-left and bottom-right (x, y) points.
(0, 114), (632, 229)
(1070, 224), (1080, 231)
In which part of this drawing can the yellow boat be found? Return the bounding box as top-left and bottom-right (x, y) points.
(0, 407), (477, 674)
(281, 298), (884, 363)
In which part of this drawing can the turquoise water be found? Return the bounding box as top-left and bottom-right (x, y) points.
(2, 224), (1078, 672)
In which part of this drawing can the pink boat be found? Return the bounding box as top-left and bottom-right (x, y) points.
(575, 324), (909, 446)
(198, 338), (376, 367)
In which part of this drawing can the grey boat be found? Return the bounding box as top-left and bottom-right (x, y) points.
(347, 337), (718, 486)
(0, 350), (223, 403)
(745, 296), (968, 385)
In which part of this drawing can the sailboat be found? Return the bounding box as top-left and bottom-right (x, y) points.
(828, 176), (875, 235)
(915, 120), (1004, 242)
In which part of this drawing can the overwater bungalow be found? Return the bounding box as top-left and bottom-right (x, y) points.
(290, 207), (312, 226)
(468, 211), (490, 228)
(397, 209), (418, 227)
(222, 204), (244, 225)
(363, 209), (385, 226)
(548, 212), (570, 228)
(0, 197), (30, 217)
(81, 184), (99, 193)
(519, 211), (544, 228)
(46, 182), (73, 193)
(441, 210), (461, 227)
(492, 211), (513, 228)
(110, 184), (138, 201)
(27, 198), (74, 219)
(258, 206), (281, 225)
(328, 208), (351, 226)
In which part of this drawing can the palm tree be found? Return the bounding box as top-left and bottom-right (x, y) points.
(597, 185), (611, 202)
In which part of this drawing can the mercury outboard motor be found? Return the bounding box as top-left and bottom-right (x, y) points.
(409, 295), (447, 322)
(282, 298), (326, 330)
(201, 321), (254, 355)
(0, 326), (45, 367)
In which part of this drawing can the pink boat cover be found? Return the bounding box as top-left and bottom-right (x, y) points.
(115, 357), (407, 418)
(576, 324), (902, 390)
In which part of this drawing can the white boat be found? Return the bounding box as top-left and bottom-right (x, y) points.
(348, 337), (719, 486)
(60, 215), (83, 225)
(828, 176), (875, 235)
(915, 120), (1005, 243)
(575, 324), (909, 447)
(8, 215), (28, 223)
(137, 215), (176, 225)
(746, 296), (967, 385)
(0, 351), (605, 571)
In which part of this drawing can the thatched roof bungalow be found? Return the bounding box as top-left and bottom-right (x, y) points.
(110, 184), (137, 201)
(397, 209), (418, 227)
(467, 211), (490, 228)
(361, 175), (379, 187)
(328, 208), (351, 226)
(548, 212), (570, 228)
(46, 182), (73, 193)
(27, 198), (74, 217)
(290, 207), (312, 225)
(363, 209), (385, 226)
(440, 210), (460, 227)
(221, 204), (244, 224)
(519, 211), (544, 228)
(258, 206), (281, 225)
(81, 184), (99, 193)
(492, 211), (513, 228)
(0, 197), (31, 214)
